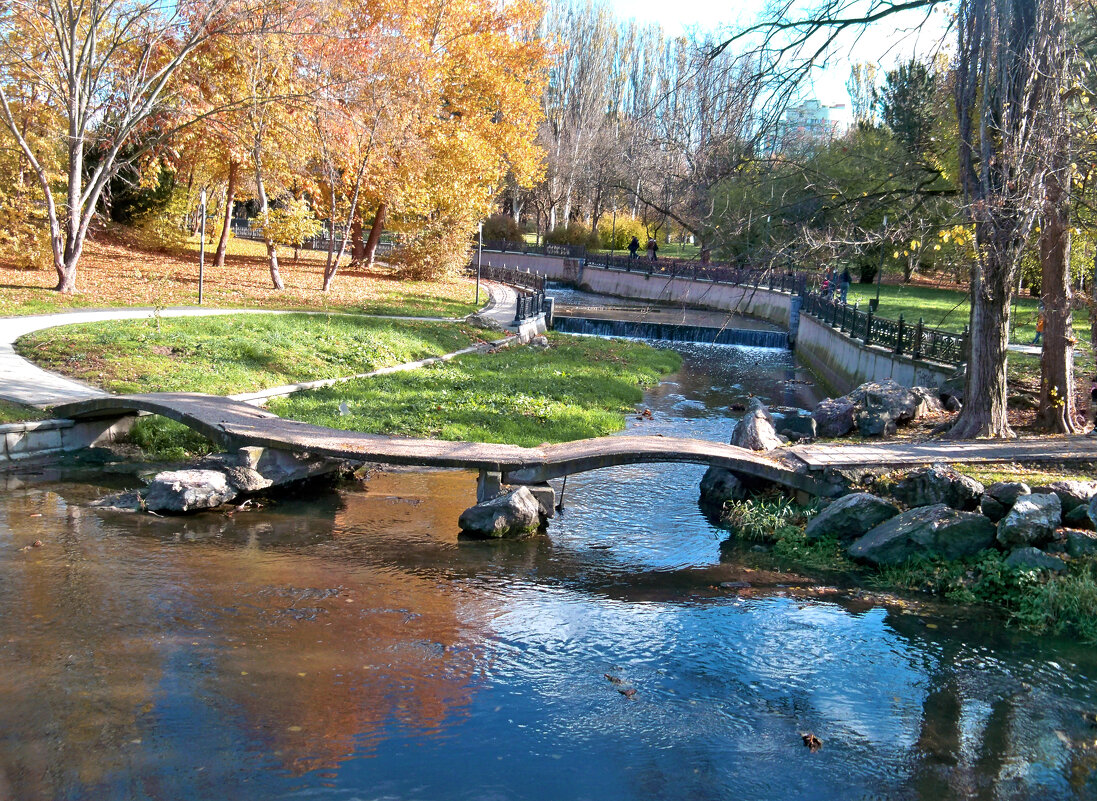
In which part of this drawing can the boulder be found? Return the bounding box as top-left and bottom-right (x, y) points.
(857, 407), (896, 438)
(812, 398), (856, 438)
(89, 491), (144, 512)
(1032, 480), (1097, 515)
(939, 369), (965, 408)
(528, 335), (550, 349)
(458, 486), (542, 538)
(804, 492), (900, 543)
(847, 379), (921, 423)
(1064, 504), (1095, 531)
(980, 496), (1009, 524)
(1065, 529), (1097, 558)
(848, 503), (996, 566)
(1004, 546), (1067, 574)
(909, 386), (945, 417)
(891, 465), (984, 511)
(774, 411), (816, 441)
(996, 493), (1062, 548)
(144, 469), (238, 514)
(730, 406), (783, 452)
(985, 481), (1031, 508)
(464, 312), (505, 332)
(699, 467), (748, 506)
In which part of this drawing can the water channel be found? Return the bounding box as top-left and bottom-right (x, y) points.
(0, 299), (1095, 800)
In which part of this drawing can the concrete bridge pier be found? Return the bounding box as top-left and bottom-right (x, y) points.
(476, 468), (556, 517)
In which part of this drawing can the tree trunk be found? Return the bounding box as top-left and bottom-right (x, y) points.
(1038, 152), (1079, 432)
(363, 201), (387, 266)
(351, 215), (365, 263)
(253, 154), (283, 290)
(214, 159), (238, 269)
(948, 245), (1014, 439)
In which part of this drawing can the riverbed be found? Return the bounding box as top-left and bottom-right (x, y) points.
(0, 338), (1095, 800)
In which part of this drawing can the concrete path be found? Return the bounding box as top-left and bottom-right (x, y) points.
(793, 435), (1097, 470)
(0, 284), (517, 408)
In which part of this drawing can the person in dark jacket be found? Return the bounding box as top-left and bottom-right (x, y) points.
(1089, 375), (1097, 435)
(647, 237), (658, 262)
(628, 236), (640, 261)
(839, 267), (851, 304)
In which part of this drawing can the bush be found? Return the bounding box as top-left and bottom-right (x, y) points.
(391, 211), (476, 280)
(481, 213), (523, 245)
(127, 189), (190, 253)
(544, 222), (599, 249)
(597, 215), (647, 251)
(0, 195), (52, 269)
(259, 196), (323, 252)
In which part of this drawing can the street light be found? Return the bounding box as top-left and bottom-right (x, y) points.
(476, 221), (483, 306)
(871, 214), (887, 312)
(198, 189), (207, 305)
(609, 206), (617, 262)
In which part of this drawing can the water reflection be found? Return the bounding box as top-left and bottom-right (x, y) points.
(0, 343), (1095, 799)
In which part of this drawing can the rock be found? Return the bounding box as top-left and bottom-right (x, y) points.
(943, 396), (962, 412)
(1064, 504), (1095, 531)
(939, 369), (965, 407)
(458, 486), (542, 538)
(528, 335), (550, 349)
(804, 492), (900, 543)
(699, 467), (748, 506)
(812, 397), (856, 438)
(89, 491), (144, 512)
(996, 493), (1062, 548)
(909, 386), (945, 417)
(857, 406), (896, 438)
(521, 483), (556, 518)
(891, 465), (984, 511)
(980, 495), (1009, 524)
(245, 447), (340, 487)
(1032, 480), (1097, 515)
(847, 379), (921, 423)
(464, 312), (505, 332)
(1065, 529), (1097, 558)
(144, 469), (238, 514)
(729, 405), (783, 451)
(774, 411), (816, 441)
(986, 481), (1031, 508)
(848, 503), (996, 566)
(1004, 547), (1067, 573)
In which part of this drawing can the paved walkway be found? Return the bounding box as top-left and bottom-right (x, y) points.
(0, 284), (518, 408)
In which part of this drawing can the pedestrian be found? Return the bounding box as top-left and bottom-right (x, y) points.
(1089, 376), (1097, 435)
(1032, 301), (1045, 345)
(628, 236), (639, 261)
(839, 267), (851, 304)
(648, 237), (658, 262)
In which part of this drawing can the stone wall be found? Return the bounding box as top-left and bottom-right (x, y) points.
(478, 251), (571, 280)
(795, 313), (955, 396)
(0, 416), (134, 465)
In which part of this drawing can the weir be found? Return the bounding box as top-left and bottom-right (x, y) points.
(552, 315), (789, 349)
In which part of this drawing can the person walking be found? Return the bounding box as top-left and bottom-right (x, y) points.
(1089, 376), (1097, 435)
(1032, 301), (1045, 345)
(839, 267), (851, 304)
(647, 237), (658, 262)
(628, 236), (639, 261)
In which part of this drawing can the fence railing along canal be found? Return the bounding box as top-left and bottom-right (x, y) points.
(470, 263), (548, 323)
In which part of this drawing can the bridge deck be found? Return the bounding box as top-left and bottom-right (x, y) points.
(51, 393), (831, 495)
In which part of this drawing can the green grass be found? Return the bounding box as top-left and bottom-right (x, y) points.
(952, 463), (1097, 486)
(0, 399), (48, 424)
(128, 416), (217, 461)
(16, 314), (481, 395)
(270, 334), (682, 447)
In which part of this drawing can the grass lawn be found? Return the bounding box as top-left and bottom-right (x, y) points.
(270, 334), (682, 447)
(0, 399), (48, 424)
(17, 314), (482, 396)
(843, 282), (1042, 341)
(0, 235), (481, 318)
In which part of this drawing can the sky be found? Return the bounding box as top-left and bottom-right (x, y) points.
(608, 0), (953, 110)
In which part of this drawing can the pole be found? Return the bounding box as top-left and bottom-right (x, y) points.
(199, 189), (206, 305)
(610, 207), (617, 262)
(476, 221), (483, 306)
(873, 214), (887, 312)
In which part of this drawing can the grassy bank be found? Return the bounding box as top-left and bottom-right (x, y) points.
(18, 314), (480, 395)
(0, 399), (48, 424)
(718, 487), (1097, 641)
(0, 236), (481, 318)
(270, 334), (682, 447)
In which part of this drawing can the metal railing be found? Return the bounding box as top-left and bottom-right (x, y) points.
(228, 219), (395, 256)
(586, 253), (807, 294)
(481, 239), (587, 259)
(801, 291), (968, 366)
(468, 263), (547, 323)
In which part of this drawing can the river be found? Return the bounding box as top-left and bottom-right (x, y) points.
(0, 324), (1095, 799)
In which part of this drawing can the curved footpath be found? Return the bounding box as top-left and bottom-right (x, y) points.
(0, 283), (519, 408)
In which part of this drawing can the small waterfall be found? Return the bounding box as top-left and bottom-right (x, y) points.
(553, 316), (789, 349)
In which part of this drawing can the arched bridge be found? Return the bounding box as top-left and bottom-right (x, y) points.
(51, 393), (836, 497)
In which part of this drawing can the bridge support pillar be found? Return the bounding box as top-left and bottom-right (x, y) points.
(476, 470), (503, 502)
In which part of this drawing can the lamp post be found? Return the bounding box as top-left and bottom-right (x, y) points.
(609, 206), (617, 262)
(871, 214), (887, 312)
(198, 189), (207, 305)
(476, 221), (483, 306)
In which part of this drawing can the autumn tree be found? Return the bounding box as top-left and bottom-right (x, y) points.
(0, 0), (237, 292)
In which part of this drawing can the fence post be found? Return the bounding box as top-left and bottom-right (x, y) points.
(913, 317), (924, 359)
(896, 314), (905, 354)
(960, 325), (970, 364)
(864, 308), (873, 346)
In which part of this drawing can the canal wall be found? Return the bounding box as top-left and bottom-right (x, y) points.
(479, 250), (571, 281)
(0, 416), (134, 465)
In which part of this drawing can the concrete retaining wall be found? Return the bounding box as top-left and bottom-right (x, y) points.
(576, 266), (791, 328)
(0, 416), (135, 465)
(479, 251), (570, 280)
(795, 313), (955, 396)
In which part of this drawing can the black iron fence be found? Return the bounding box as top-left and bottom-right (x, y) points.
(467, 263), (547, 323)
(481, 239), (587, 259)
(586, 253), (807, 294)
(228, 218), (395, 256)
(801, 291), (967, 366)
